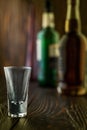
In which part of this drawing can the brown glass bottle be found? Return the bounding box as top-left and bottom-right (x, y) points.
(57, 0), (87, 95)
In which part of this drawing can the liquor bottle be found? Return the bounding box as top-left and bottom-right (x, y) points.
(36, 0), (60, 87)
(57, 0), (87, 95)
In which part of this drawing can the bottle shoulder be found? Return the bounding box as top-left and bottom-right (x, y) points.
(59, 32), (87, 44)
(37, 27), (59, 35)
(58, 32), (87, 51)
(37, 27), (60, 41)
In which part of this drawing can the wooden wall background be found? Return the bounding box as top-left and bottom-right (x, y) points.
(0, 0), (87, 83)
(0, 0), (87, 64)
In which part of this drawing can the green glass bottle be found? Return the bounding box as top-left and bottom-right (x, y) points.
(36, 0), (60, 87)
(57, 0), (87, 95)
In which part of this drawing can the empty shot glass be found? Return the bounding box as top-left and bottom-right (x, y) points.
(4, 66), (31, 118)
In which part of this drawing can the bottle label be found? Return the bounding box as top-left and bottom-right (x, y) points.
(49, 43), (59, 57)
(36, 39), (42, 61)
(48, 43), (59, 82)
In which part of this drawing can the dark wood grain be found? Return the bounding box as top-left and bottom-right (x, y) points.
(0, 82), (87, 130)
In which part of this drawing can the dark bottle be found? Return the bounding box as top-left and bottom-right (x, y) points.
(57, 0), (87, 95)
(36, 0), (60, 87)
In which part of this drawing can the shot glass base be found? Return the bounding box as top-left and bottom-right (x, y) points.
(8, 112), (27, 118)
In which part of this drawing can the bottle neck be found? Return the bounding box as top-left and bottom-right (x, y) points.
(65, 0), (81, 33)
(42, 12), (55, 28)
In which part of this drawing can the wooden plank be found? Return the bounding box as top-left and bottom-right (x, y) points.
(0, 117), (19, 130)
(0, 83), (87, 129)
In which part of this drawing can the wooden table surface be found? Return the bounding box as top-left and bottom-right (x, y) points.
(0, 82), (87, 130)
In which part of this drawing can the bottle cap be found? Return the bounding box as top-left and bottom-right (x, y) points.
(42, 12), (55, 28)
(44, 0), (53, 12)
(42, 0), (55, 28)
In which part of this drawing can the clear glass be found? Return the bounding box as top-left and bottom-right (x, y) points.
(4, 66), (31, 118)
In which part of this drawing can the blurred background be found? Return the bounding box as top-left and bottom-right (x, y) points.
(0, 0), (87, 84)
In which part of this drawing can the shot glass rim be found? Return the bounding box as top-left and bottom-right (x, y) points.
(4, 66), (31, 70)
